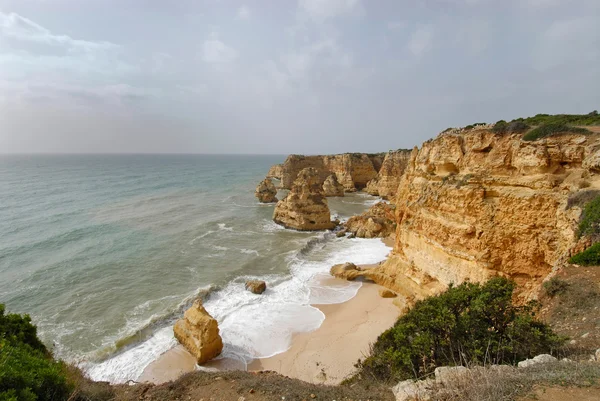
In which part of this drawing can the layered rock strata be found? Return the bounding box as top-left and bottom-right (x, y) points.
(335, 129), (600, 301)
(255, 178), (278, 203)
(273, 167), (336, 231)
(365, 149), (412, 199)
(276, 153), (385, 191)
(173, 300), (223, 364)
(322, 174), (345, 197)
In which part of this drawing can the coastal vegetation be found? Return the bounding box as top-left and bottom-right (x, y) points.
(0, 304), (72, 401)
(354, 277), (564, 383)
(569, 194), (600, 265)
(522, 123), (589, 141)
(492, 120), (530, 134)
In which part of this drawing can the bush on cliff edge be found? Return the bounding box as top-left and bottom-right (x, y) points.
(0, 304), (72, 401)
(355, 277), (564, 383)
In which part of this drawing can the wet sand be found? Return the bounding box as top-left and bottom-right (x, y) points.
(140, 266), (401, 385)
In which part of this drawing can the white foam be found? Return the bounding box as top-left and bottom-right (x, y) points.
(85, 326), (176, 383)
(218, 223), (234, 231)
(240, 248), (259, 256)
(85, 238), (390, 383)
(189, 230), (215, 244)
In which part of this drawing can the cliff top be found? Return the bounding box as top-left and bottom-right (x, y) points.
(438, 111), (600, 141)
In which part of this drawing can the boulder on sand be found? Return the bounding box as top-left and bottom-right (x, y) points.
(173, 300), (223, 364)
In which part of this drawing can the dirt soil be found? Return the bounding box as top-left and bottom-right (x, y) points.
(105, 370), (394, 401)
(521, 385), (600, 401)
(538, 264), (600, 356)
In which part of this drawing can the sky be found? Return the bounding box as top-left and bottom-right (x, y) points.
(0, 0), (598, 154)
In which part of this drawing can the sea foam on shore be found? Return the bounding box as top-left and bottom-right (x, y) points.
(86, 237), (390, 383)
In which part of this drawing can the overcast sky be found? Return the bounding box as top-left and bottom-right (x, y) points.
(0, 0), (598, 154)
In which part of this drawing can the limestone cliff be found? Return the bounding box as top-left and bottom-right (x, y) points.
(342, 129), (600, 301)
(365, 150), (412, 199)
(267, 164), (283, 180)
(322, 174), (344, 197)
(276, 153), (384, 191)
(273, 167), (336, 231)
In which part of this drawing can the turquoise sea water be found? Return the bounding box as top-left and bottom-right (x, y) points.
(0, 154), (389, 382)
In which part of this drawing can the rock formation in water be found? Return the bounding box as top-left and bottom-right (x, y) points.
(365, 149), (412, 199)
(273, 153), (385, 191)
(344, 202), (396, 238)
(273, 167), (336, 231)
(267, 164), (283, 181)
(340, 128), (600, 301)
(245, 280), (267, 294)
(322, 174), (345, 197)
(255, 178), (278, 203)
(173, 300), (223, 364)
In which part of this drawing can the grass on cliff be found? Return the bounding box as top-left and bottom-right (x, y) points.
(569, 195), (600, 265)
(522, 123), (590, 141)
(519, 111), (600, 127)
(352, 277), (564, 384)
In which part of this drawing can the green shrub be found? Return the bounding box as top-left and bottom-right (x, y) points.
(577, 195), (600, 239)
(493, 120), (529, 134)
(0, 305), (72, 401)
(464, 123), (487, 130)
(522, 123), (589, 141)
(543, 277), (569, 297)
(0, 305), (47, 353)
(520, 112), (600, 126)
(356, 277), (563, 383)
(569, 243), (600, 266)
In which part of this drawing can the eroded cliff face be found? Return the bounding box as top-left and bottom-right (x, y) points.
(362, 130), (600, 301)
(365, 150), (412, 199)
(267, 164), (283, 180)
(278, 153), (384, 191)
(273, 167), (336, 231)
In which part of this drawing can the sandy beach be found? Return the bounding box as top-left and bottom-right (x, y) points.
(140, 266), (401, 385)
(248, 279), (401, 384)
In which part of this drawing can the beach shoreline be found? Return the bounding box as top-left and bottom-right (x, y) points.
(140, 260), (401, 385)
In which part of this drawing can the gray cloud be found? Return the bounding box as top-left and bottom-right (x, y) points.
(0, 0), (598, 154)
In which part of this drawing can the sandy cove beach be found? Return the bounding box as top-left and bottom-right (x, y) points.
(248, 279), (401, 384)
(140, 264), (401, 385)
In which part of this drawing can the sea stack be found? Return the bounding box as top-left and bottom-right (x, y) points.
(273, 167), (336, 231)
(173, 300), (223, 364)
(322, 174), (344, 197)
(255, 178), (278, 203)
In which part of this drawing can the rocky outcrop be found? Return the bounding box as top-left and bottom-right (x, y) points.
(273, 167), (336, 231)
(344, 202), (396, 238)
(245, 280), (266, 294)
(365, 149), (412, 199)
(267, 164), (283, 180)
(173, 300), (223, 364)
(322, 174), (344, 197)
(255, 178), (278, 203)
(347, 129), (600, 301)
(275, 153), (384, 191)
(379, 289), (397, 298)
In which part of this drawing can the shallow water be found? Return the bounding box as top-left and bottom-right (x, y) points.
(0, 154), (386, 383)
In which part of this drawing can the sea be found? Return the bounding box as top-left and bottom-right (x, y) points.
(0, 154), (389, 383)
